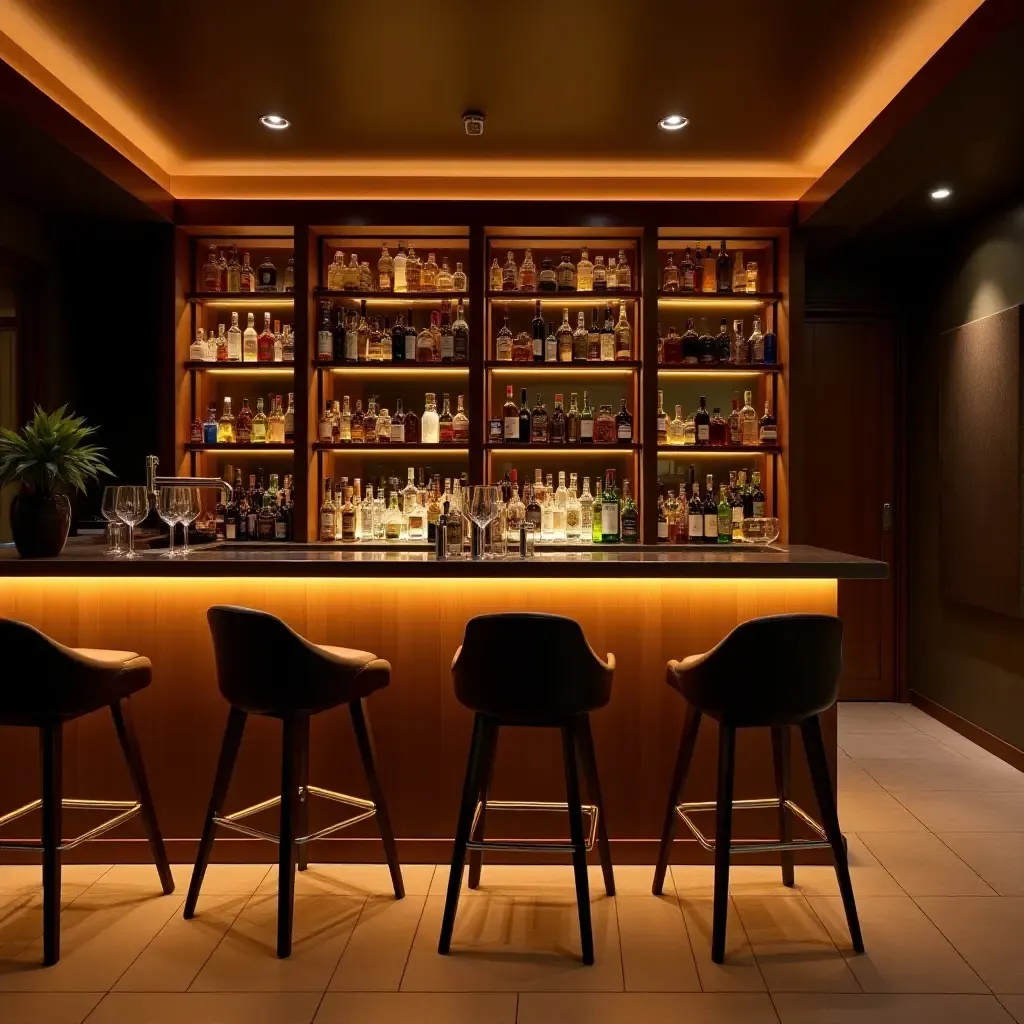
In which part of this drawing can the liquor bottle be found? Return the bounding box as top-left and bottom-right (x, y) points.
(661, 324), (681, 364)
(593, 403), (614, 443)
(545, 321), (558, 362)
(531, 393), (549, 442)
(393, 241), (408, 292)
(751, 470), (766, 517)
(363, 397), (378, 443)
(739, 470), (752, 519)
(614, 304), (632, 361)
(586, 308), (601, 361)
(615, 398), (633, 442)
(729, 471), (745, 539)
(402, 310), (416, 362)
(556, 308), (573, 362)
(376, 407), (392, 443)
(681, 318), (699, 363)
(606, 256), (617, 291)
(314, 302), (331, 362)
(694, 395), (711, 446)
(273, 319), (285, 362)
(190, 327), (207, 362)
(667, 404), (686, 445)
(215, 317), (235, 365)
(217, 397), (236, 443)
(592, 255), (607, 292)
(339, 487), (356, 541)
(502, 251), (518, 291)
(746, 261), (759, 294)
(601, 470), (620, 543)
(580, 476), (594, 543)
(683, 410), (696, 446)
(247, 473), (262, 537)
(681, 247), (696, 292)
(283, 323), (295, 362)
(524, 484), (542, 532)
(202, 244), (220, 291)
(707, 405), (726, 446)
(190, 413), (204, 444)
(427, 478), (443, 542)
(565, 473), (582, 542)
(251, 396), (269, 443)
(662, 251), (679, 292)
(405, 247), (421, 292)
(383, 398), (402, 443)
(519, 249), (537, 291)
(327, 251), (344, 290)
(437, 394), (454, 443)
(435, 303), (453, 363)
(556, 252), (576, 291)
(384, 493), (404, 541)
(731, 250), (746, 293)
(552, 471), (568, 540)
(283, 256), (295, 294)
(541, 474), (555, 541)
(580, 391), (594, 443)
(715, 240), (731, 292)
(731, 318), (749, 364)
(377, 243), (394, 291)
(385, 314), (404, 364)
(417, 312), (437, 363)
(453, 301), (469, 363)
(656, 390), (668, 444)
(488, 258), (502, 291)
(572, 312), (588, 361)
(717, 485), (732, 543)
(657, 494), (670, 543)
(517, 387), (531, 442)
(698, 318), (715, 365)
(713, 318), (731, 363)
(512, 327), (531, 362)
(319, 478), (336, 541)
(616, 250), (632, 291)
(531, 300), (545, 361)
(240, 312), (256, 362)
(621, 479), (639, 542)
(257, 255), (277, 292)
(453, 261), (468, 292)
(759, 400), (777, 445)
(592, 478), (603, 542)
(422, 392), (440, 443)
(234, 397), (253, 444)
(502, 385), (519, 442)
(728, 394), (742, 444)
(549, 394), (567, 444)
(404, 399), (420, 443)
(600, 306), (615, 361)
(318, 402), (332, 442)
(366, 315), (382, 362)
(351, 399), (365, 443)
(688, 479), (704, 542)
(740, 390), (758, 445)
(574, 248), (593, 291)
(762, 306), (777, 364)
(566, 392), (581, 442)
(749, 316), (765, 363)
(452, 394), (469, 443)
(702, 245), (717, 293)
(537, 258), (557, 291)
(495, 307), (513, 361)
(421, 252), (438, 291)
(257, 312), (275, 362)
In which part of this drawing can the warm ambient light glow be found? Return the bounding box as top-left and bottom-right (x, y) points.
(327, 367), (469, 375)
(493, 296), (638, 304)
(200, 367), (295, 375)
(657, 368), (778, 377)
(658, 448), (776, 456)
(930, 186), (952, 200)
(658, 114), (689, 131)
(658, 297), (775, 308)
(325, 447), (469, 456)
(489, 367), (636, 376)
(194, 297), (295, 304)
(260, 114), (290, 130)
(487, 448), (637, 457)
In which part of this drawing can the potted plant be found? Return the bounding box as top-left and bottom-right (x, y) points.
(0, 405), (113, 558)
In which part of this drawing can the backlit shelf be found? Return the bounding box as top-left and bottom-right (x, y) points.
(657, 444), (781, 455)
(315, 362), (469, 373)
(486, 361), (640, 371)
(488, 291), (641, 302)
(315, 290), (468, 303)
(486, 443), (640, 453)
(658, 363), (782, 375)
(314, 443), (469, 453)
(187, 292), (295, 302)
(657, 292), (781, 306)
(186, 444), (294, 453)
(185, 362), (294, 372)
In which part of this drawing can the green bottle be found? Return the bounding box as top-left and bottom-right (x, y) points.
(592, 478), (603, 543)
(621, 478), (639, 543)
(717, 484), (732, 543)
(601, 470), (620, 543)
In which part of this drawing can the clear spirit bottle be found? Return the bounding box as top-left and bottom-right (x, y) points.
(190, 327), (207, 362)
(489, 258), (502, 291)
(592, 255), (607, 292)
(384, 494), (403, 541)
(452, 261), (468, 292)
(519, 249), (537, 291)
(452, 394), (469, 443)
(557, 308), (573, 363)
(377, 243), (394, 291)
(573, 312), (588, 361)
(616, 249), (632, 290)
(401, 468), (418, 513)
(502, 251), (518, 291)
(663, 252), (679, 292)
(668, 405), (686, 445)
(495, 307), (513, 361)
(393, 241), (408, 292)
(421, 392), (440, 443)
(740, 390), (758, 445)
(359, 484), (374, 540)
(749, 316), (765, 363)
(226, 247), (241, 292)
(576, 249), (594, 291)
(566, 473), (582, 543)
(328, 251), (345, 290)
(556, 252), (576, 291)
(731, 318), (749, 364)
(437, 257), (453, 291)
(202, 244), (220, 291)
(242, 313), (257, 362)
(553, 471), (568, 541)
(421, 252), (438, 290)
(614, 304), (632, 361)
(405, 248), (421, 291)
(601, 305), (615, 361)
(541, 476), (555, 541)
(731, 250), (746, 292)
(580, 476), (594, 542)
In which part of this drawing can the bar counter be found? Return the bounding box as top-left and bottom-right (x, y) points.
(0, 542), (885, 867)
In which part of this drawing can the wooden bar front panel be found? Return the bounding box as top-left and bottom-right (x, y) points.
(0, 575), (837, 865)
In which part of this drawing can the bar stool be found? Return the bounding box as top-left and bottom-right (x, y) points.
(438, 613), (615, 966)
(651, 613), (864, 964)
(186, 606), (404, 958)
(0, 619), (174, 966)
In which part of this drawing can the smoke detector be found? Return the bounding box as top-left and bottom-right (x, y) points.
(463, 111), (486, 136)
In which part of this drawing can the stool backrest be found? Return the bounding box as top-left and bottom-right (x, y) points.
(452, 613), (613, 723)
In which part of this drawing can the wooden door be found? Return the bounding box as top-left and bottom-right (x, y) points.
(803, 318), (897, 700)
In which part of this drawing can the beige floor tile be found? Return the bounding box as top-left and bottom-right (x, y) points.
(838, 758), (887, 793)
(427, 862), (611, 900)
(607, 864), (669, 897)
(838, 711), (920, 736)
(399, 894), (623, 991)
(999, 995), (1024, 1022)
(673, 835), (901, 899)
(91, 863), (269, 898)
(938, 833), (1024, 895)
(187, 893), (363, 992)
(0, 992), (102, 1024)
(327, 895), (426, 991)
(838, 789), (928, 832)
(915, 896), (1024, 993)
(85, 992), (322, 1024)
(616, 895), (700, 992)
(733, 895), (859, 992)
(891, 791), (1024, 832)
(518, 992), (779, 1023)
(0, 865), (109, 896)
(316, 992), (517, 1023)
(0, 892), (78, 957)
(840, 732), (969, 762)
(678, 898), (766, 992)
(857, 833), (995, 895)
(856, 757), (1024, 792)
(258, 863), (434, 898)
(0, 892), (183, 992)
(112, 893), (249, 992)
(810, 895), (988, 993)
(773, 993), (1015, 1023)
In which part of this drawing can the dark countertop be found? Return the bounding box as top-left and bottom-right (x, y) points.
(0, 539), (887, 579)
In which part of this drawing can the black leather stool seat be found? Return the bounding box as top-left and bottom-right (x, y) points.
(0, 619), (174, 966)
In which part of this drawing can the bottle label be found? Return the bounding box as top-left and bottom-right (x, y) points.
(533, 337), (543, 358)
(753, 501), (766, 517)
(617, 423), (631, 440)
(581, 419), (594, 439)
(546, 340), (557, 362)
(248, 512), (259, 536)
(732, 506), (744, 525)
(704, 514), (718, 538)
(760, 425), (777, 442)
(391, 423), (405, 443)
(601, 503), (619, 535)
(441, 334), (454, 359)
(318, 330), (332, 357)
(504, 416), (519, 440)
(689, 513), (704, 538)
(344, 330), (358, 360)
(697, 424), (710, 441)
(658, 520), (669, 539)
(225, 520), (236, 540)
(405, 336), (416, 360)
(275, 520), (287, 540)
(656, 415), (666, 433)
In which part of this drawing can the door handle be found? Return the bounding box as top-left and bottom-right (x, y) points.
(882, 503), (893, 532)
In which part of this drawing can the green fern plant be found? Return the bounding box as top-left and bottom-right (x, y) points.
(0, 405), (113, 496)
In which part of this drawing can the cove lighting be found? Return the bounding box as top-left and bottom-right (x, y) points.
(260, 114), (290, 130)
(930, 186), (952, 200)
(658, 114), (689, 131)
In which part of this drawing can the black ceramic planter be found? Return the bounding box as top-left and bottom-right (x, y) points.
(10, 490), (71, 558)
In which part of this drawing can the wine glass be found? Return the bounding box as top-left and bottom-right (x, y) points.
(115, 485), (149, 559)
(101, 485), (123, 555)
(157, 486), (179, 557)
(178, 487), (201, 556)
(467, 485), (499, 561)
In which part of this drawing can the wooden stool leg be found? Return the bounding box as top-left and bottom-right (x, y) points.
(185, 708), (246, 919)
(652, 706), (702, 896)
(467, 723), (498, 890)
(439, 713), (490, 954)
(801, 715), (864, 953)
(771, 725), (795, 887)
(575, 715), (615, 898)
(277, 714), (303, 958)
(562, 722), (594, 966)
(350, 698), (404, 900)
(110, 698), (174, 895)
(40, 722), (62, 967)
(297, 715), (310, 872)
(711, 724), (736, 965)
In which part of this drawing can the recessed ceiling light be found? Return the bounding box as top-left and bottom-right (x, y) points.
(658, 114), (689, 131)
(930, 186), (952, 200)
(260, 114), (290, 130)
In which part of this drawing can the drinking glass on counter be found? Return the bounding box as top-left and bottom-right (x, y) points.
(178, 487), (201, 556)
(467, 485), (499, 561)
(115, 485), (149, 559)
(157, 486), (180, 557)
(101, 485), (123, 555)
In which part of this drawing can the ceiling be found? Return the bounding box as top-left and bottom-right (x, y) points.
(0, 0), (989, 201)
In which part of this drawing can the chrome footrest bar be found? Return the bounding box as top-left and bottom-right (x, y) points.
(212, 785), (377, 846)
(676, 797), (831, 855)
(465, 799), (599, 854)
(0, 797), (140, 852)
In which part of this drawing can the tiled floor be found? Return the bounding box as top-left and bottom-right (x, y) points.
(1, 702), (1023, 1022)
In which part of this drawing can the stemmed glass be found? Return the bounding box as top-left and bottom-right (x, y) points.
(101, 485), (123, 555)
(115, 485), (149, 559)
(178, 487), (201, 556)
(157, 486), (180, 557)
(467, 486), (499, 561)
